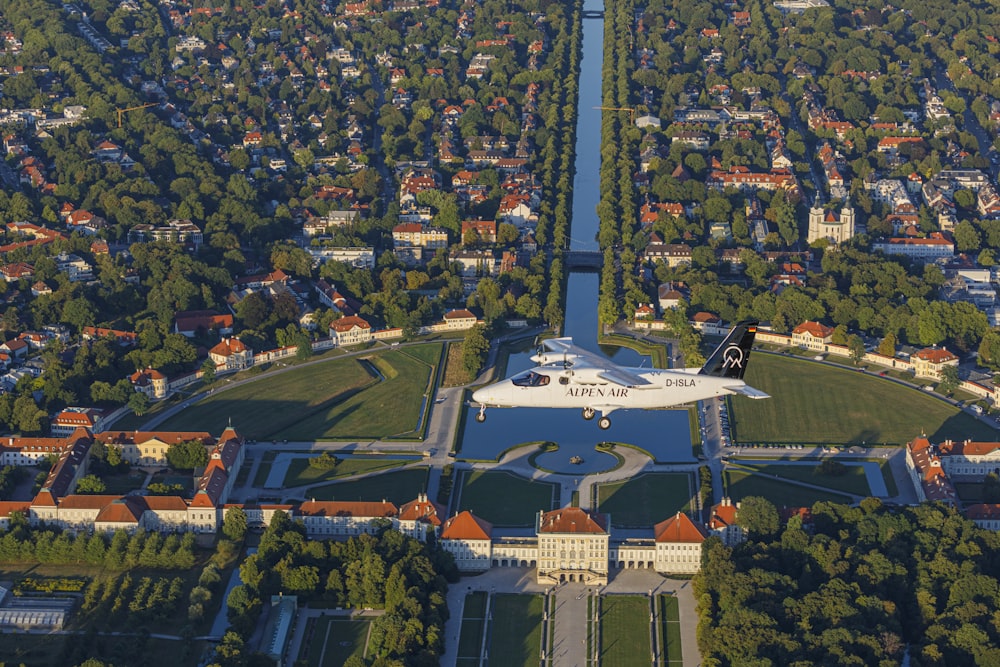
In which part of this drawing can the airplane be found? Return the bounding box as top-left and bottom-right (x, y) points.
(470, 320), (769, 430)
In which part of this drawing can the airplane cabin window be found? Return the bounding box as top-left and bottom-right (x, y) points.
(512, 371), (550, 387)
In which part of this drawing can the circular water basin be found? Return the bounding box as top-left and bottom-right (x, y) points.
(532, 448), (621, 474)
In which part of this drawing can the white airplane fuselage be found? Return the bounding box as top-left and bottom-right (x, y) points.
(471, 367), (745, 413)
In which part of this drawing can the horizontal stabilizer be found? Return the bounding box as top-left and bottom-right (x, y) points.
(727, 385), (770, 399)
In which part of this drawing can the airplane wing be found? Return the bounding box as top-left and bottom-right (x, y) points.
(727, 385), (770, 399)
(542, 338), (654, 388)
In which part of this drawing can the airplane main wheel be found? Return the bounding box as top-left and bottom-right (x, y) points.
(475, 412), (486, 423)
(598, 417), (611, 430)
(582, 407), (596, 420)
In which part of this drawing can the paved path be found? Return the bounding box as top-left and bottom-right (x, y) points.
(552, 587), (590, 666)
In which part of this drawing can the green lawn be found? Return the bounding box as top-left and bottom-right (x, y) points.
(457, 471), (558, 526)
(100, 471), (149, 495)
(304, 618), (369, 667)
(155, 344), (441, 440)
(489, 594), (544, 667)
(596, 473), (693, 527)
(724, 469), (852, 507)
(600, 595), (650, 667)
(302, 468), (429, 505)
(253, 451), (277, 488)
(457, 592), (488, 662)
(0, 634), (210, 667)
(737, 463), (872, 496)
(955, 481), (983, 503)
(734, 354), (999, 445)
(659, 595), (682, 666)
(286, 345), (440, 440)
(283, 456), (412, 487)
(156, 357), (377, 438)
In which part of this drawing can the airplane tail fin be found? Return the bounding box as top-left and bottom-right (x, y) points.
(699, 320), (758, 380)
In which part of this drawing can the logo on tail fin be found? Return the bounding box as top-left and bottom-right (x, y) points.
(700, 321), (757, 380)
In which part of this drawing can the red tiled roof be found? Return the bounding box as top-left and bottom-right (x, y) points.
(58, 494), (124, 510)
(793, 321), (834, 338)
(538, 507), (607, 534)
(297, 500), (397, 518)
(441, 510), (493, 540)
(937, 439), (1000, 457)
(398, 496), (446, 525)
(444, 309), (476, 320)
(654, 512), (708, 543)
(914, 348), (957, 363)
(330, 315), (370, 332)
(94, 498), (143, 524)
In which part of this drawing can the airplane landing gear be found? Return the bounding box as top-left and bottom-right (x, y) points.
(476, 405), (486, 423)
(598, 416), (611, 430)
(582, 407), (595, 421)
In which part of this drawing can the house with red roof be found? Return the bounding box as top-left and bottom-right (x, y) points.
(653, 512), (709, 574)
(96, 430), (215, 466)
(934, 439), (1000, 477)
(708, 497), (746, 546)
(129, 367), (169, 400)
(397, 493), (446, 541)
(905, 437), (959, 505)
(296, 500), (398, 537)
(174, 310), (234, 337)
(536, 507), (609, 584)
(791, 321), (834, 351)
(329, 315), (372, 346)
(209, 337), (253, 371)
(50, 408), (107, 437)
(911, 347), (958, 380)
(440, 510), (494, 571)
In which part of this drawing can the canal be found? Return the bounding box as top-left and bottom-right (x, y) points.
(457, 0), (694, 461)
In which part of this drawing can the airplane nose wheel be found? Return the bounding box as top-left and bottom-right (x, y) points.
(476, 405), (486, 423)
(582, 407), (595, 420)
(598, 417), (611, 430)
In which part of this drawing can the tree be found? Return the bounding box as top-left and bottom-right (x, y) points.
(222, 507), (247, 542)
(201, 359), (216, 384)
(847, 334), (866, 365)
(736, 496), (779, 539)
(76, 475), (107, 494)
(128, 391), (150, 416)
(938, 364), (960, 393)
(165, 440), (209, 470)
(461, 325), (490, 379)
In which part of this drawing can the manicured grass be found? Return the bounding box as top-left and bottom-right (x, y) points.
(302, 468), (429, 504)
(156, 357), (377, 438)
(304, 618), (369, 667)
(738, 463), (872, 496)
(100, 471), (148, 495)
(148, 473), (194, 491)
(733, 354), (999, 445)
(489, 594), (544, 667)
(284, 345), (439, 440)
(955, 481), (983, 503)
(724, 469), (852, 506)
(0, 634), (210, 667)
(659, 595), (682, 666)
(596, 473), (693, 527)
(458, 592), (488, 661)
(599, 595), (650, 667)
(457, 471), (558, 526)
(253, 451), (277, 488)
(156, 345), (441, 440)
(283, 456), (412, 487)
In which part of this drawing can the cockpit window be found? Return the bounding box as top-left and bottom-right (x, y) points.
(512, 371), (550, 387)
